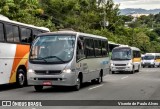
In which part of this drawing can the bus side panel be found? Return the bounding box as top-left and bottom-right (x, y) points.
(9, 44), (30, 83)
(155, 58), (160, 65)
(132, 58), (141, 70)
(0, 43), (17, 84)
(77, 57), (110, 82)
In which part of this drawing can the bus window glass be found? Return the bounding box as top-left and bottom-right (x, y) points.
(13, 26), (20, 42)
(0, 23), (4, 41)
(85, 39), (94, 57)
(33, 30), (38, 36)
(101, 41), (107, 56)
(144, 55), (155, 60)
(77, 37), (85, 61)
(94, 39), (102, 57)
(6, 24), (14, 42)
(21, 28), (32, 43)
(33, 30), (42, 36)
(30, 35), (75, 64)
(112, 48), (132, 60)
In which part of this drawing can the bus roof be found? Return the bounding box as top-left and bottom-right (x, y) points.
(38, 30), (108, 40)
(113, 46), (140, 51)
(108, 41), (120, 45)
(0, 14), (50, 31)
(145, 53), (160, 56)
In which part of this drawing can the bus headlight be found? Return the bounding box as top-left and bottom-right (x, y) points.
(28, 69), (34, 73)
(127, 62), (133, 66)
(110, 61), (114, 66)
(63, 69), (72, 73)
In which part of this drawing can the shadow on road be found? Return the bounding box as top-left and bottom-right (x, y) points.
(111, 71), (141, 75)
(29, 82), (107, 93)
(0, 84), (29, 92)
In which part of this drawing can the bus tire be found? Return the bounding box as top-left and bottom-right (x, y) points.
(16, 69), (27, 87)
(73, 76), (81, 91)
(137, 65), (140, 72)
(96, 72), (103, 84)
(131, 66), (135, 74)
(112, 71), (115, 74)
(34, 86), (43, 92)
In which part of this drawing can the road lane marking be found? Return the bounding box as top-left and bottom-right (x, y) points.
(88, 84), (103, 90)
(121, 76), (129, 80)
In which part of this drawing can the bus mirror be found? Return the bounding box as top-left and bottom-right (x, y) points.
(33, 34), (37, 39)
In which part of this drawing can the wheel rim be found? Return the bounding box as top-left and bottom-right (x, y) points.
(76, 78), (80, 89)
(18, 73), (25, 86)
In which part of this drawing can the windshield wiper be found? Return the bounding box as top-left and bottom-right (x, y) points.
(112, 58), (131, 60)
(43, 56), (65, 63)
(33, 57), (48, 62)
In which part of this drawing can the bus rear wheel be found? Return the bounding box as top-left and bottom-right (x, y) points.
(34, 86), (43, 92)
(95, 72), (103, 84)
(16, 69), (27, 87)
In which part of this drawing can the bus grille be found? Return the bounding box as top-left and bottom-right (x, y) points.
(35, 70), (61, 75)
(115, 64), (126, 66)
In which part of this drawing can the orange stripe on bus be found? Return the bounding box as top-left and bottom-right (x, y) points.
(9, 44), (30, 83)
(132, 58), (141, 62)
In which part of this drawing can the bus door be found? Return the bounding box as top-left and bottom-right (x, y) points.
(76, 37), (89, 82)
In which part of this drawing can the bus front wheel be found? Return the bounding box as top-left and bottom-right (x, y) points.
(131, 66), (135, 74)
(73, 76), (81, 91)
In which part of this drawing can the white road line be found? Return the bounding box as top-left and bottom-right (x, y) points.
(88, 84), (103, 90)
(121, 76), (129, 80)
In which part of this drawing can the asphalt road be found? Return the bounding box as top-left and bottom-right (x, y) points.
(1, 68), (160, 109)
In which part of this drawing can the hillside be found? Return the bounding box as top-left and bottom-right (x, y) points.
(120, 8), (160, 15)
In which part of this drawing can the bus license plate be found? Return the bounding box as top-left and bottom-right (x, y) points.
(43, 81), (52, 86)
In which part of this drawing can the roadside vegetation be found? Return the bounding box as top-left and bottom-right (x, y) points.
(0, 0), (160, 53)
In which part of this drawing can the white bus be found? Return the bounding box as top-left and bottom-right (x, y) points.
(142, 53), (160, 68)
(110, 46), (141, 74)
(27, 31), (110, 91)
(0, 15), (50, 86)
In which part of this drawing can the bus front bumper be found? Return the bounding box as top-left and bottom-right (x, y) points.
(27, 72), (77, 86)
(110, 66), (133, 72)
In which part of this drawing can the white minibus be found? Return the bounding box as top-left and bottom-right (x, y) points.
(110, 46), (141, 74)
(27, 31), (110, 91)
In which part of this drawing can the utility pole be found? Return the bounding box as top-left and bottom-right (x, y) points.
(103, 8), (106, 28)
(102, 0), (109, 28)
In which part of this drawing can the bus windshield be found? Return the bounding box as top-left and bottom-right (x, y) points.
(29, 35), (76, 64)
(111, 48), (132, 60)
(144, 55), (155, 60)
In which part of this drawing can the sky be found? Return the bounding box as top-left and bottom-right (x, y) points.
(113, 0), (160, 9)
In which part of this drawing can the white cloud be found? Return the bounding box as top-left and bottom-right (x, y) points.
(113, 0), (160, 9)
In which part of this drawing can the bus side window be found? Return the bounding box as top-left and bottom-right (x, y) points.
(133, 51), (140, 58)
(5, 24), (14, 42)
(13, 26), (20, 42)
(101, 40), (108, 57)
(94, 39), (102, 57)
(0, 23), (4, 42)
(20, 27), (32, 43)
(76, 37), (85, 61)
